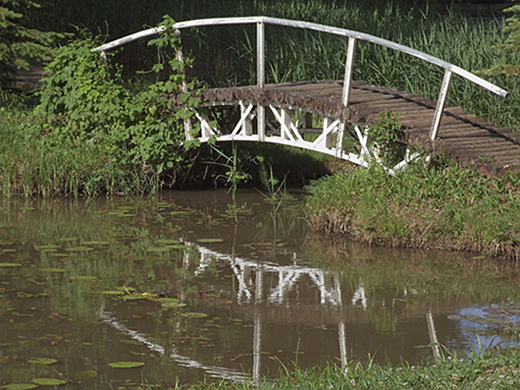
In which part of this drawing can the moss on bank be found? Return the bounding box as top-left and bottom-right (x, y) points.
(304, 161), (520, 261)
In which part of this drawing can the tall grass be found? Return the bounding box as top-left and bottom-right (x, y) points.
(0, 107), (159, 197)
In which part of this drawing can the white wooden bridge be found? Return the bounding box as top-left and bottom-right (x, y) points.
(93, 16), (516, 176)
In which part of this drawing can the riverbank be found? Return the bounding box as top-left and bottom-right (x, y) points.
(304, 161), (520, 261)
(183, 347), (520, 389)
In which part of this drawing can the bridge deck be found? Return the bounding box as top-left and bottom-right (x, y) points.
(198, 81), (520, 176)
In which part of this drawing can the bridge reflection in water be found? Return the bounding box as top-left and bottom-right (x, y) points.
(100, 242), (441, 383)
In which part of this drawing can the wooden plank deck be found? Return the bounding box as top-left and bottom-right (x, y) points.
(199, 80), (520, 176)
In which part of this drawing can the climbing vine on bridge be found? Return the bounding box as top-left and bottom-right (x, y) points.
(36, 16), (201, 192)
(367, 110), (406, 168)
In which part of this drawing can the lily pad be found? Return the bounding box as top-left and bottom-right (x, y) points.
(102, 290), (125, 296)
(180, 312), (210, 318)
(69, 276), (96, 281)
(162, 302), (187, 309)
(64, 246), (93, 252)
(27, 358), (58, 365)
(108, 361), (145, 368)
(2, 384), (38, 390)
(39, 268), (66, 273)
(196, 238), (224, 244)
(72, 370), (97, 381)
(122, 294), (148, 301)
(156, 239), (180, 245)
(32, 378), (66, 386)
(0, 263), (22, 268)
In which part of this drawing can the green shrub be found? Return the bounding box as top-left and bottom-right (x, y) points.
(35, 16), (201, 193)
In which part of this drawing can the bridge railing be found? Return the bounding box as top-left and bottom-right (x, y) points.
(93, 16), (508, 141)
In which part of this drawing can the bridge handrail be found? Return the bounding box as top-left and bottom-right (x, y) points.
(93, 16), (508, 140)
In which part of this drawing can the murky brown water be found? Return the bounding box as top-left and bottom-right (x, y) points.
(1, 189), (520, 388)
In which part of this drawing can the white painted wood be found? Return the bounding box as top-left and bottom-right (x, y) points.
(257, 22), (265, 88)
(94, 16), (508, 97)
(429, 69), (453, 141)
(240, 102), (254, 136)
(230, 103), (254, 137)
(342, 37), (356, 107)
(257, 105), (266, 142)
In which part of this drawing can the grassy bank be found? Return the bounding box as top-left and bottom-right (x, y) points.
(304, 161), (520, 261)
(164, 348), (520, 389)
(0, 105), (160, 197)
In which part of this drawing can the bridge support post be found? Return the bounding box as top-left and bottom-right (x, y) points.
(258, 105), (266, 142)
(324, 117), (334, 149)
(335, 121), (346, 158)
(429, 69), (452, 141)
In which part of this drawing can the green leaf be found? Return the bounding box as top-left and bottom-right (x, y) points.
(102, 290), (125, 296)
(180, 312), (210, 318)
(121, 294), (148, 301)
(27, 358), (58, 365)
(108, 361), (145, 368)
(39, 268), (66, 273)
(0, 263), (22, 268)
(2, 384), (38, 390)
(31, 378), (66, 386)
(196, 238), (225, 244)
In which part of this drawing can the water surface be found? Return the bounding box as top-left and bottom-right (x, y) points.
(1, 190), (520, 388)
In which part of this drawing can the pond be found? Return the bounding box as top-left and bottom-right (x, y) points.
(1, 189), (520, 389)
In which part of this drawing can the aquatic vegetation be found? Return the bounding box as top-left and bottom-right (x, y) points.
(108, 361), (145, 368)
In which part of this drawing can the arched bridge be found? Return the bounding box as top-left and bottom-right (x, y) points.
(94, 16), (517, 176)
